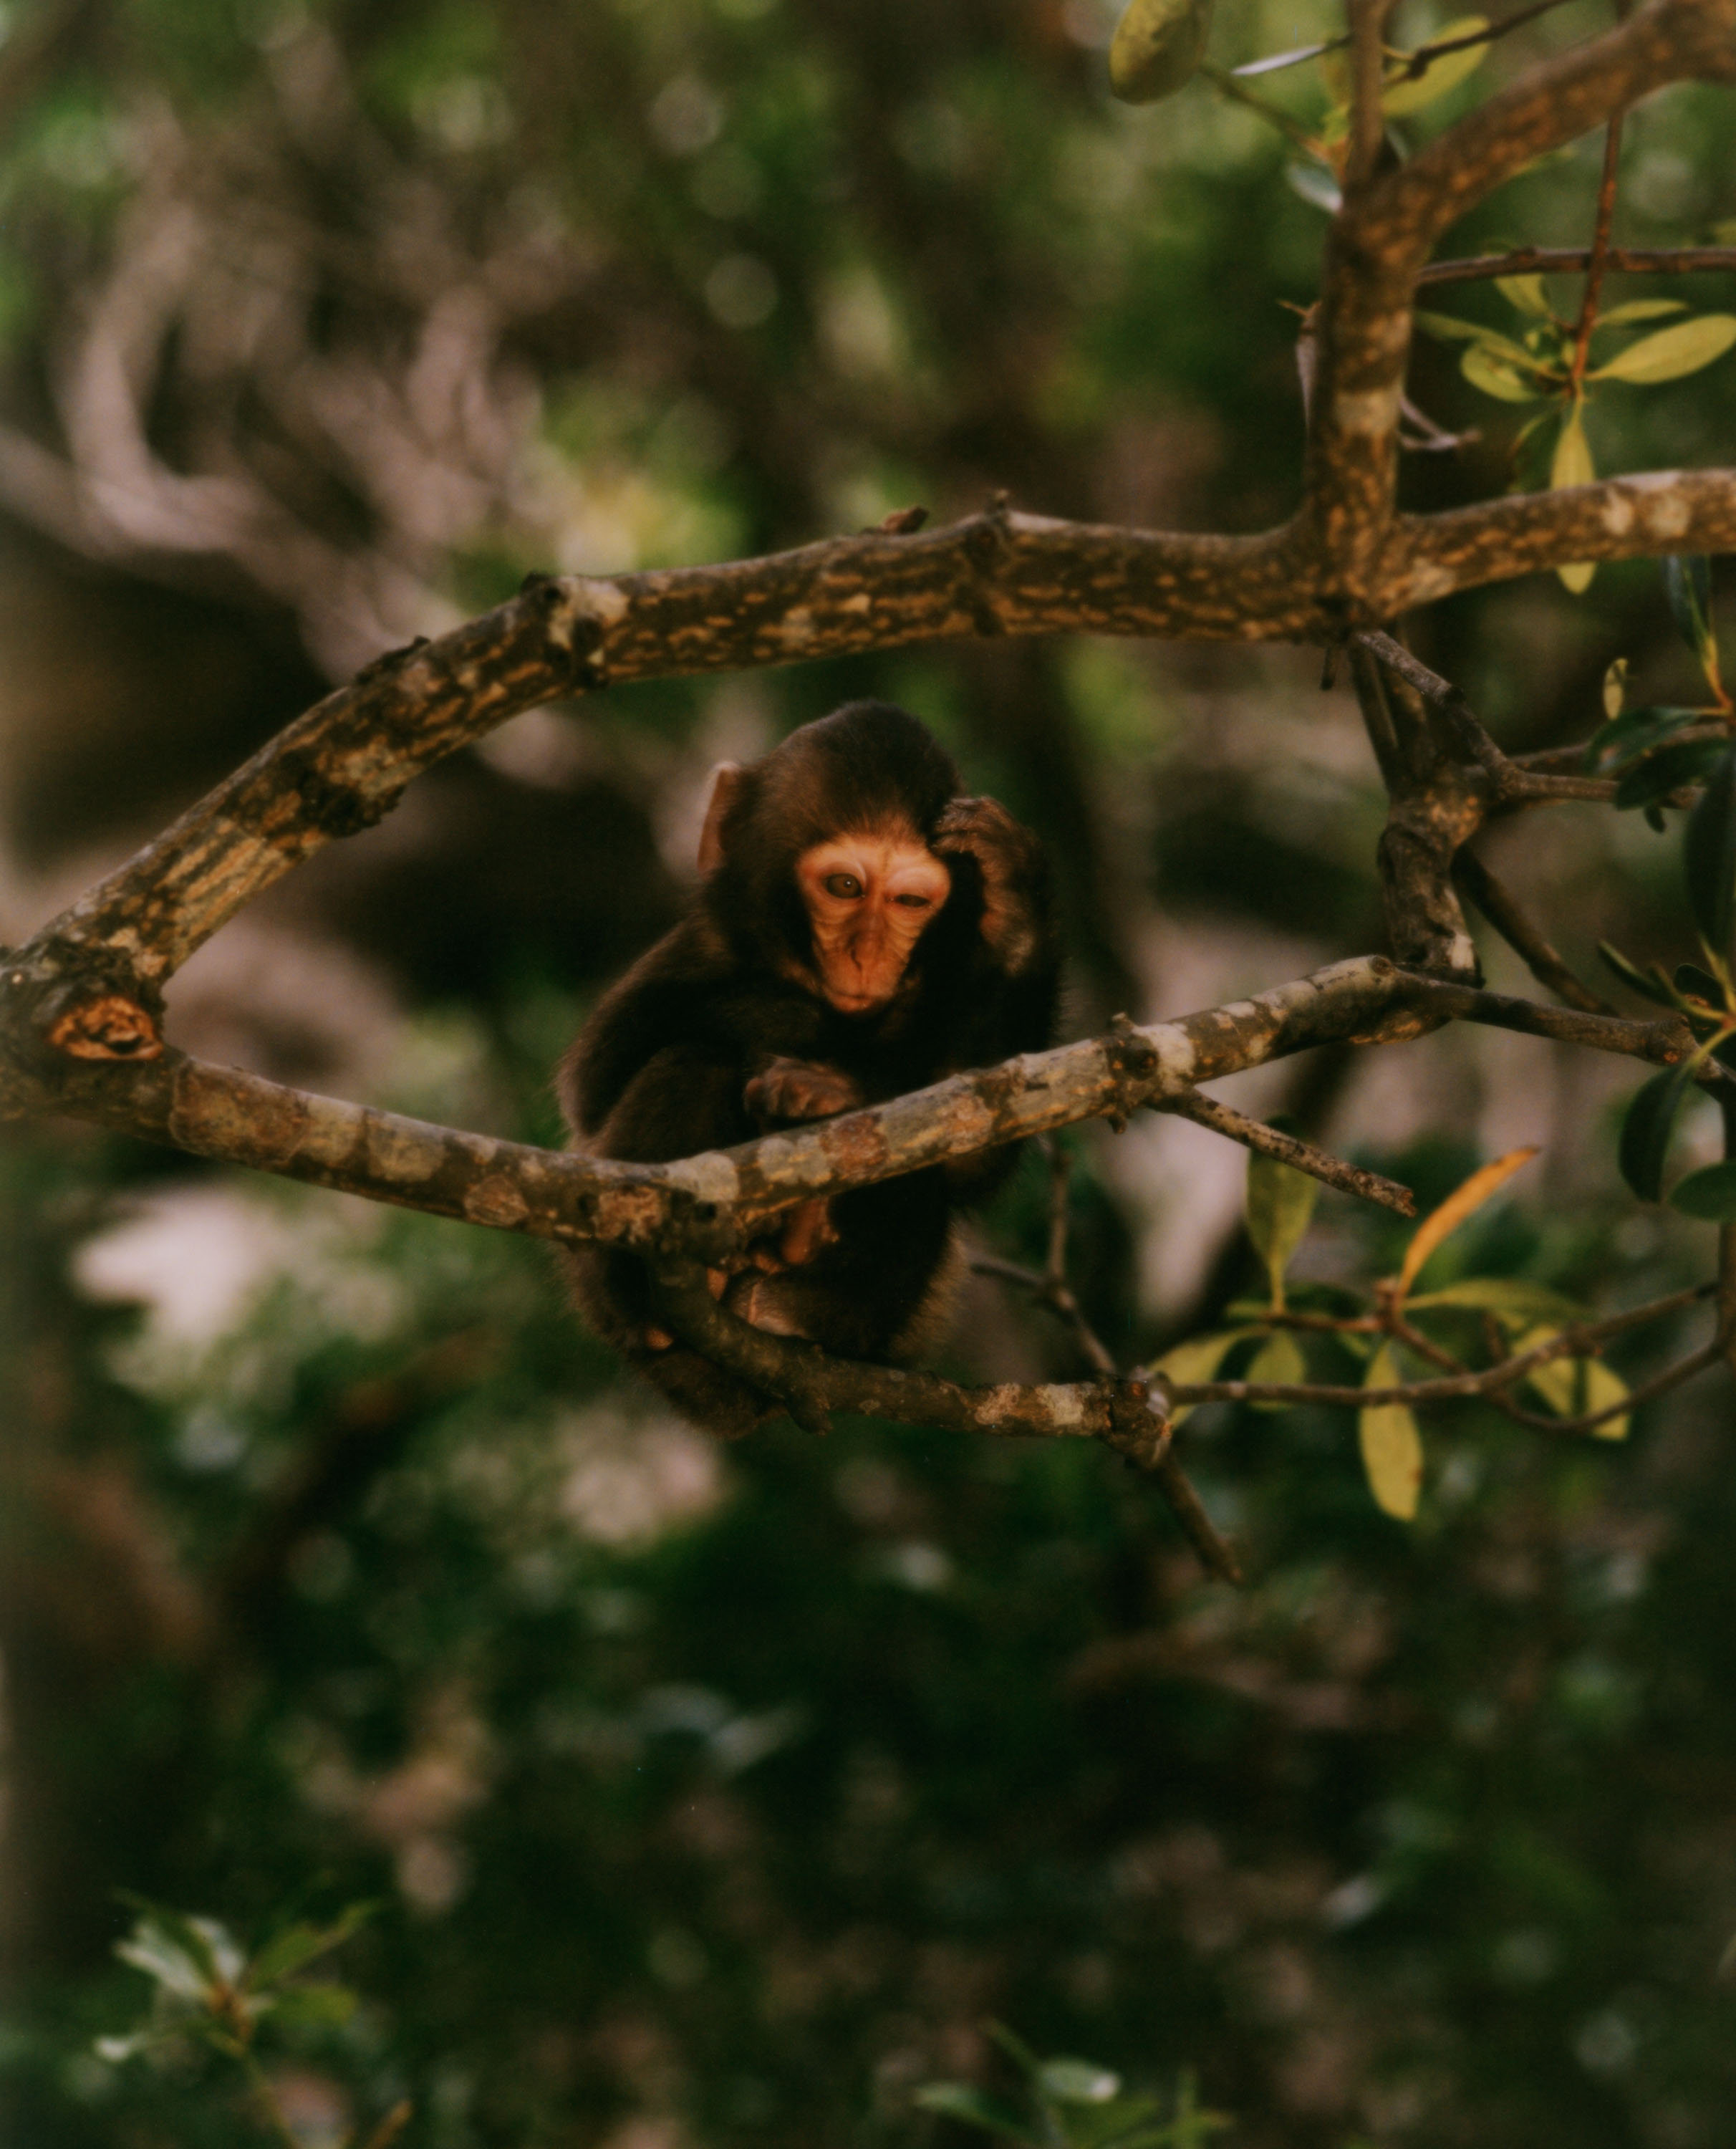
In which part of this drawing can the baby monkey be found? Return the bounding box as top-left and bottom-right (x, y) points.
(556, 699), (1059, 1436)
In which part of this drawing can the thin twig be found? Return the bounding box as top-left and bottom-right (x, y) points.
(1169, 1334), (1710, 1416)
(648, 1266), (1243, 1581)
(1419, 245), (1736, 289)
(1452, 850), (1616, 1014)
(1349, 640), (1406, 794)
(1163, 1088), (1417, 1214)
(1235, 0), (1573, 84)
(1402, 973), (1690, 1064)
(1570, 110), (1627, 389)
(971, 1255), (1119, 1379)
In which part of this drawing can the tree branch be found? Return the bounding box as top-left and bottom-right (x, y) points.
(1419, 244), (1736, 287)
(1304, 0), (1736, 594)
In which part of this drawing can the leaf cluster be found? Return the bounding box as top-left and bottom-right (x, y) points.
(1592, 566), (1736, 1216)
(1154, 1145), (1628, 1524)
(1416, 296), (1736, 591)
(96, 1898), (397, 2148)
(916, 2025), (1230, 2149)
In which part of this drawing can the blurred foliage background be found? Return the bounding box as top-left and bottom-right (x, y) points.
(3, 0), (1736, 2143)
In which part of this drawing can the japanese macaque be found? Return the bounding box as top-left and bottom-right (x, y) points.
(556, 699), (1059, 1437)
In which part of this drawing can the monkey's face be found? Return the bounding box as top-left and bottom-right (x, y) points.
(794, 826), (951, 1013)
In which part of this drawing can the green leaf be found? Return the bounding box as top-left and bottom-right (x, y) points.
(261, 1981), (357, 2029)
(1148, 1329), (1258, 1426)
(1617, 1048), (1711, 1202)
(1359, 1344), (1423, 1520)
(1667, 1169), (1736, 1221)
(246, 1902), (376, 1991)
(1245, 1328), (1308, 1407)
(1669, 1159), (1736, 1222)
(1461, 340), (1548, 402)
(1496, 273), (1553, 319)
(1664, 553), (1715, 652)
(1038, 2059), (1123, 2104)
(1245, 1143), (1318, 1307)
(1684, 745), (1736, 958)
(1414, 309), (1500, 343)
(1598, 941), (1681, 1008)
(1380, 17), (1488, 115)
(1109, 0), (1215, 101)
(1612, 737), (1727, 811)
(1404, 1276), (1586, 1325)
(1583, 703), (1705, 774)
(1663, 554), (1722, 700)
(913, 2084), (1045, 2143)
(1595, 297), (1688, 327)
(1587, 314), (1736, 383)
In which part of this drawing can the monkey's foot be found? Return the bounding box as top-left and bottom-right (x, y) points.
(778, 1197), (838, 1265)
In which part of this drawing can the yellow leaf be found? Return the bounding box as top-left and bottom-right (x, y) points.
(1587, 314), (1736, 385)
(1515, 1331), (1630, 1439)
(1550, 405), (1596, 592)
(1551, 408), (1593, 489)
(1496, 273), (1552, 319)
(1586, 1360), (1631, 1441)
(1396, 1146), (1540, 1299)
(1360, 1344), (1423, 1519)
(1149, 1327), (1257, 1426)
(1246, 1328), (1307, 1409)
(1381, 16), (1488, 115)
(1596, 298), (1687, 328)
(1460, 342), (1545, 403)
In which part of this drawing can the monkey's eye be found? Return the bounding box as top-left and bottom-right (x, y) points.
(892, 893), (932, 908)
(824, 873), (863, 898)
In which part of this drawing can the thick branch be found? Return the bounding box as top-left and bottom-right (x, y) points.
(19, 470), (1735, 1024)
(16, 513), (1307, 994)
(1305, 0), (1736, 592)
(11, 958), (1420, 1243)
(1388, 471), (1736, 606)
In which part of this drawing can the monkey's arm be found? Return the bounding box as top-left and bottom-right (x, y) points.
(931, 797), (1060, 1067)
(933, 797), (1053, 980)
(927, 795), (1061, 1201)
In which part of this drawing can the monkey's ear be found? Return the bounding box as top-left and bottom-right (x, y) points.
(696, 762), (746, 875)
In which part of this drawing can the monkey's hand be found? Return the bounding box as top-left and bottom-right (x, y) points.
(933, 795), (1046, 973)
(743, 1057), (864, 1125)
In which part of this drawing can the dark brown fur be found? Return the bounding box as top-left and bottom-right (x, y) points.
(556, 701), (1059, 1436)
